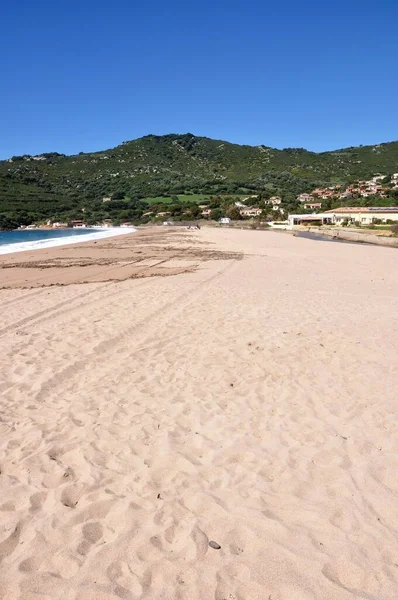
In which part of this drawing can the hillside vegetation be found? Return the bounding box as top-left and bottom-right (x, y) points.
(1, 133), (398, 226)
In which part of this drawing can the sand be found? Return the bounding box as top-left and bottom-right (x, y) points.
(0, 227), (397, 600)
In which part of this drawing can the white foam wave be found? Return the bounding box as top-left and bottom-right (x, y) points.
(0, 227), (136, 255)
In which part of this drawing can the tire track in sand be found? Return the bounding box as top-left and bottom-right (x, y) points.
(30, 258), (237, 405)
(0, 255), (186, 338)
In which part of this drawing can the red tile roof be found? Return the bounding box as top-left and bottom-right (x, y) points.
(324, 207), (398, 214)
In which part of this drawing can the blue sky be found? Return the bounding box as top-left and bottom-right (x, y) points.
(1, 0), (397, 158)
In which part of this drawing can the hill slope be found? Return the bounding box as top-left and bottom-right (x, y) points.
(1, 134), (398, 225)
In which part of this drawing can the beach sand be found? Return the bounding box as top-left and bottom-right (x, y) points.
(0, 227), (397, 599)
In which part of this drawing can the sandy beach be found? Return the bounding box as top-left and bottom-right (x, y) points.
(0, 226), (397, 600)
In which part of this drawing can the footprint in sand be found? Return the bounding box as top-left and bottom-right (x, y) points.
(83, 522), (103, 544)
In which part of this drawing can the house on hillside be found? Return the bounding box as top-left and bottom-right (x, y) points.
(52, 222), (68, 228)
(303, 202), (322, 210)
(269, 196), (282, 205)
(219, 217), (231, 224)
(339, 191), (353, 200)
(312, 188), (335, 199)
(297, 193), (314, 203)
(240, 207), (262, 217)
(201, 208), (212, 216)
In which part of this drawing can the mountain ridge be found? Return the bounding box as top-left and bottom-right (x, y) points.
(1, 133), (398, 227)
(4, 133), (398, 160)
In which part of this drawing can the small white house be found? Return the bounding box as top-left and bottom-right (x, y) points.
(269, 196), (282, 205)
(240, 207), (262, 217)
(297, 193), (314, 203)
(201, 208), (212, 216)
(219, 217), (231, 224)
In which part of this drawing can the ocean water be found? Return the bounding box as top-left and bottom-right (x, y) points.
(0, 227), (135, 255)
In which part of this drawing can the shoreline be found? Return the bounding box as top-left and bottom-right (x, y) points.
(0, 227), (240, 288)
(0, 226), (136, 255)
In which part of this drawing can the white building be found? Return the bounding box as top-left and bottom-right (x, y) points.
(240, 207), (262, 217)
(297, 193), (314, 203)
(288, 207), (398, 227)
(324, 207), (398, 225)
(303, 202), (322, 210)
(288, 213), (334, 227)
(268, 196), (282, 205)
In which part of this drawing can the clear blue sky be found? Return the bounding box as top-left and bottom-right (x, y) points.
(1, 0), (397, 159)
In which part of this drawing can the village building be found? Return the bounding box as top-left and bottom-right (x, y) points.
(325, 207), (398, 224)
(303, 202), (322, 210)
(339, 191), (353, 199)
(288, 207), (398, 227)
(201, 208), (212, 216)
(240, 207), (262, 217)
(268, 196), (282, 205)
(297, 193), (314, 203)
(52, 222), (68, 228)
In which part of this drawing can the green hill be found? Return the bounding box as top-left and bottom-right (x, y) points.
(1, 133), (398, 226)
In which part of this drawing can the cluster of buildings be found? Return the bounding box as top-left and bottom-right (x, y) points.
(200, 196), (283, 219)
(297, 174), (398, 206)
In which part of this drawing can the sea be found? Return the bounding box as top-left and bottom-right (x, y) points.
(0, 227), (135, 255)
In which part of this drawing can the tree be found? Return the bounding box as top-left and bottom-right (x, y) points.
(111, 191), (125, 200)
(210, 208), (223, 221)
(0, 215), (19, 230)
(189, 205), (202, 218)
(227, 206), (242, 220)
